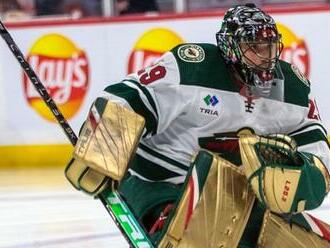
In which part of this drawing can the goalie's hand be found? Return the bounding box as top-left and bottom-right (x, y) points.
(239, 133), (330, 214)
(65, 158), (113, 197)
(64, 98), (145, 197)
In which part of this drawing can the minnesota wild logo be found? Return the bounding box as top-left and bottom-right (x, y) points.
(177, 44), (205, 63)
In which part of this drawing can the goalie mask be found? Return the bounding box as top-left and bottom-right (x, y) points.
(216, 4), (283, 96)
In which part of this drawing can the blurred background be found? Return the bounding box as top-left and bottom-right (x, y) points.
(0, 0), (329, 20)
(0, 1), (329, 247)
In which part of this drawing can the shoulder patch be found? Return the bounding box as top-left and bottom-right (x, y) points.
(291, 64), (310, 87)
(177, 44), (205, 63)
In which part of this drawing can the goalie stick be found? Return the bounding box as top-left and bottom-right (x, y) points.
(0, 20), (153, 248)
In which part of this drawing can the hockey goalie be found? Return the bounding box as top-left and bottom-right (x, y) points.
(65, 4), (330, 247)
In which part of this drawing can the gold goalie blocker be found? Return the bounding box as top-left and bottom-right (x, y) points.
(65, 97), (145, 195)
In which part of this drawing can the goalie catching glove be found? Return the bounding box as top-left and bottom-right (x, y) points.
(239, 133), (330, 214)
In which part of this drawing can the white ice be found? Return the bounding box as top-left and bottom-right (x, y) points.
(0, 168), (329, 248)
(0, 168), (128, 248)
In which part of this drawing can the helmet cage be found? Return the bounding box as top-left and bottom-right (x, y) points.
(238, 33), (283, 72)
(216, 24), (283, 72)
(216, 5), (283, 94)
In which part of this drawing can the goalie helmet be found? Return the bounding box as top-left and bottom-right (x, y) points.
(216, 4), (283, 96)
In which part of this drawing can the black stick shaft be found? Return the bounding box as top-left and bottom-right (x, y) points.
(0, 21), (77, 145)
(0, 20), (136, 247)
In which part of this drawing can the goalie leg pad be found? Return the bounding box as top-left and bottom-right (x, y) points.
(257, 210), (330, 247)
(157, 150), (255, 248)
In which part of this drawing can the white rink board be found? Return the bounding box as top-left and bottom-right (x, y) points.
(0, 8), (329, 145)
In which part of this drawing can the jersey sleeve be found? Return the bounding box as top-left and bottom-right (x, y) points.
(99, 51), (191, 138)
(289, 88), (330, 173)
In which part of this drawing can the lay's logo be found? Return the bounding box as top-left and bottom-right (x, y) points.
(128, 28), (184, 73)
(277, 23), (310, 78)
(23, 34), (89, 122)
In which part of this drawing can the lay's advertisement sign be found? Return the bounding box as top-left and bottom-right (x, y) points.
(0, 8), (329, 150)
(128, 28), (184, 73)
(277, 23), (310, 78)
(23, 34), (89, 122)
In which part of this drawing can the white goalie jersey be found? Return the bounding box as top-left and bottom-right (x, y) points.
(100, 43), (330, 184)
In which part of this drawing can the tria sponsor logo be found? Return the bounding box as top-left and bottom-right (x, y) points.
(128, 28), (184, 73)
(200, 95), (219, 116)
(204, 95), (219, 106)
(277, 23), (310, 78)
(23, 34), (89, 122)
(200, 107), (218, 116)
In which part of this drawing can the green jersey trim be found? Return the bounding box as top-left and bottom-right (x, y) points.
(291, 128), (330, 149)
(171, 43), (239, 92)
(129, 143), (189, 183)
(280, 60), (310, 107)
(289, 123), (328, 137)
(171, 43), (311, 107)
(104, 83), (157, 136)
(130, 153), (183, 181)
(139, 143), (188, 171)
(124, 79), (159, 119)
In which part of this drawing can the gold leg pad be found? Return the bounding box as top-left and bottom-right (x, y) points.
(258, 211), (330, 248)
(159, 152), (255, 248)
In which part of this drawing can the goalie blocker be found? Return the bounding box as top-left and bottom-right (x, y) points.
(65, 97), (145, 195)
(64, 98), (330, 247)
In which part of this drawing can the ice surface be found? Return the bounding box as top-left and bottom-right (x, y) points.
(0, 168), (329, 248)
(0, 168), (128, 248)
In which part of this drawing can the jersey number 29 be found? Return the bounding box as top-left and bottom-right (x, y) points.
(138, 65), (166, 85)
